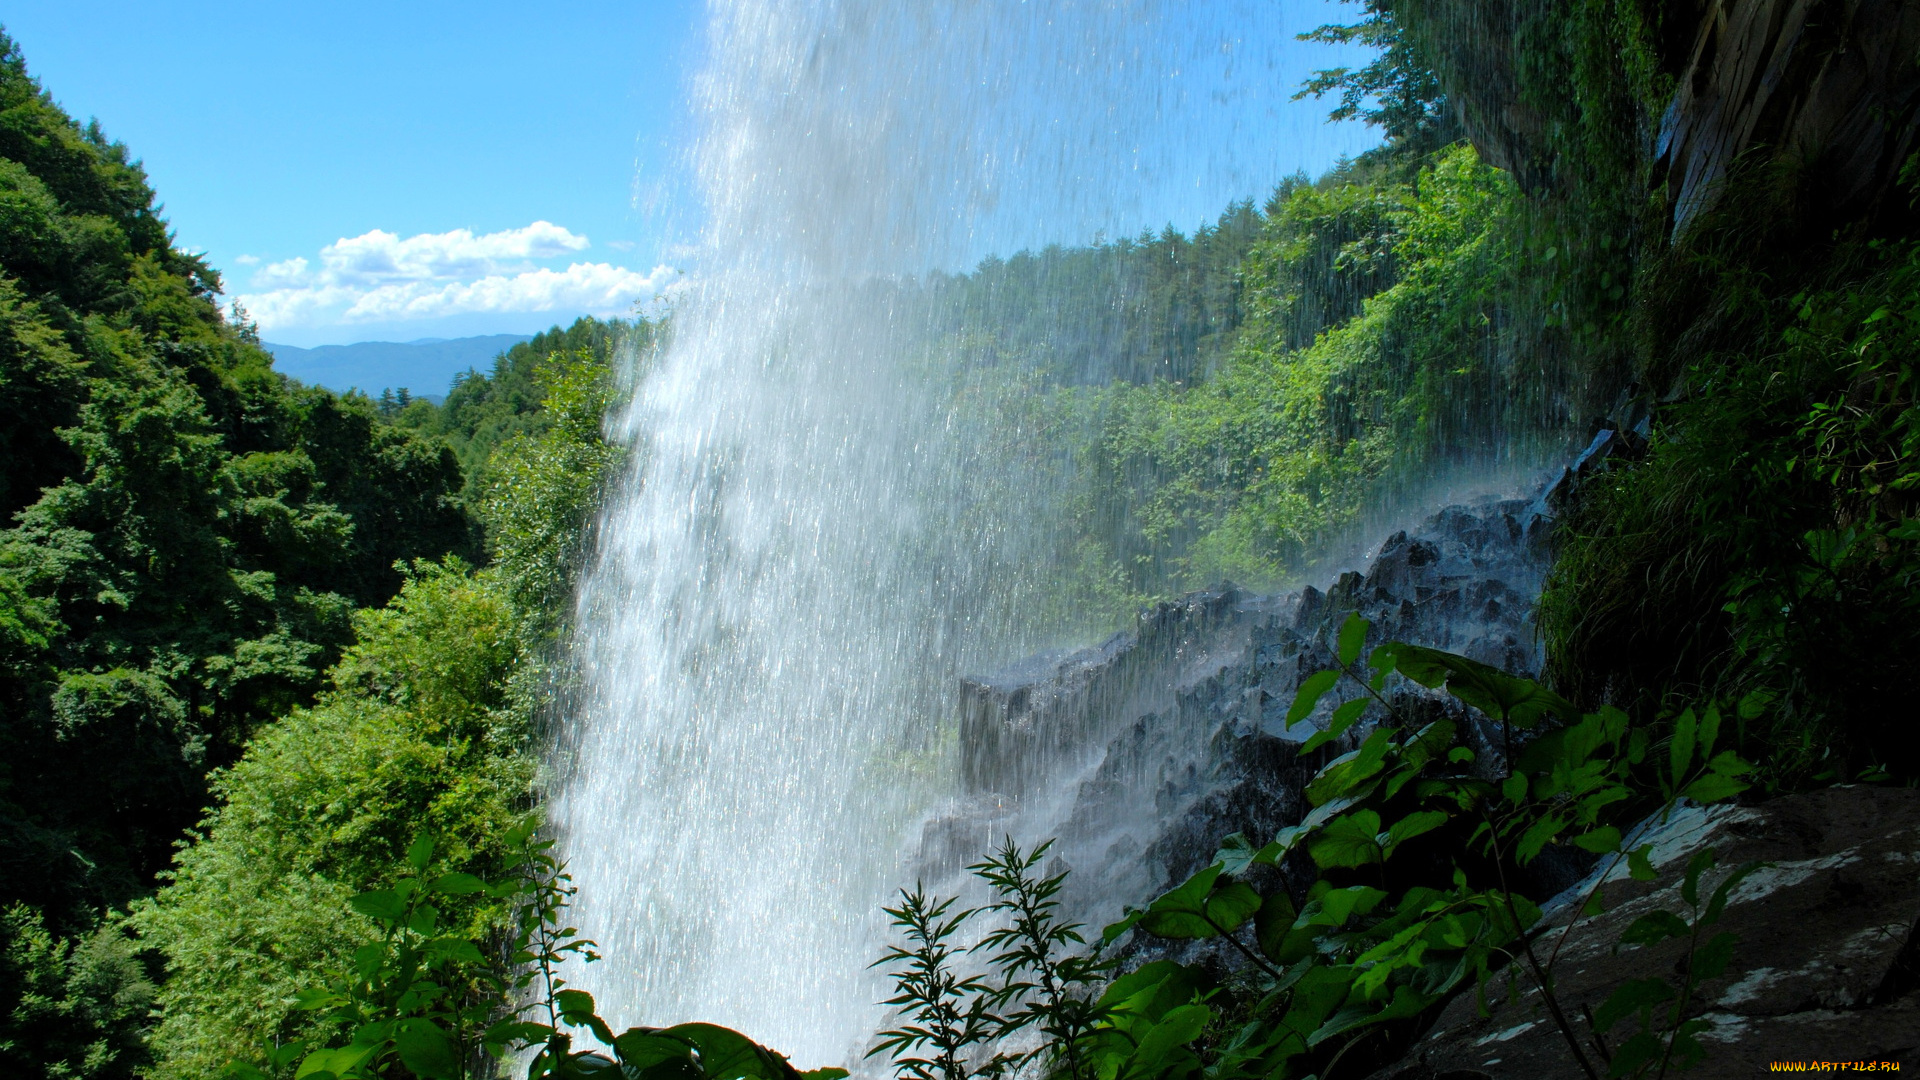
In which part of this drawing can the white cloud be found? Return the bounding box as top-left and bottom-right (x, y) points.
(234, 222), (676, 331)
(233, 253), (260, 266)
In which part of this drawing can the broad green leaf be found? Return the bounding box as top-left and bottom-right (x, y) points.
(348, 889), (406, 926)
(1703, 860), (1766, 925)
(1300, 697), (1368, 754)
(1572, 825), (1622, 854)
(1215, 833), (1281, 876)
(1384, 810), (1448, 855)
(425, 937), (486, 964)
(296, 1045), (377, 1080)
(1254, 890), (1297, 961)
(407, 835), (435, 872)
(1371, 643), (1574, 727)
(1336, 613), (1369, 668)
(664, 1023), (778, 1080)
(1138, 866), (1263, 939)
(429, 872), (488, 895)
(1129, 1002), (1210, 1068)
(1096, 960), (1189, 1011)
(1736, 689), (1776, 720)
(1309, 810), (1383, 869)
(1101, 908), (1144, 945)
(556, 988), (599, 1020)
(1627, 843), (1657, 881)
(1682, 848), (1716, 907)
(1280, 964), (1355, 1032)
(484, 1020), (555, 1050)
(1593, 977), (1674, 1033)
(1608, 1031), (1664, 1078)
(1683, 773), (1748, 803)
(1698, 704), (1722, 759)
(1303, 886), (1387, 928)
(1670, 708), (1698, 787)
(1500, 773), (1527, 806)
(1305, 727), (1394, 805)
(1693, 930), (1739, 980)
(1706, 750), (1753, 776)
(293, 986), (341, 1012)
(1515, 813), (1567, 864)
(394, 1020), (459, 1080)
(1287, 670), (1340, 724)
(407, 901), (440, 937)
(1617, 910), (1689, 946)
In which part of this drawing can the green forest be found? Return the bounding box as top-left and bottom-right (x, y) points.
(3, 0), (1917, 1076)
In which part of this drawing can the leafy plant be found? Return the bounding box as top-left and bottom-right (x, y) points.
(1090, 613), (1759, 1080)
(868, 888), (1003, 1080)
(226, 820), (847, 1080)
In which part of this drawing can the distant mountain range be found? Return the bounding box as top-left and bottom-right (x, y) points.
(263, 334), (533, 400)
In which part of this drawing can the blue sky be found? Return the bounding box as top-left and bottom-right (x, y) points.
(6, 0), (1380, 348)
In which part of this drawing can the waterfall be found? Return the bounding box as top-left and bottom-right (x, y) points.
(552, 0), (1367, 1067)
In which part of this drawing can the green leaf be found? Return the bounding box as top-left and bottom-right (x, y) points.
(1300, 697), (1368, 754)
(348, 889), (406, 926)
(1670, 708), (1698, 788)
(1383, 810), (1448, 855)
(1693, 930), (1739, 980)
(1698, 704), (1722, 759)
(1288, 670), (1340, 725)
(1254, 890), (1297, 961)
(1617, 910), (1689, 947)
(1515, 813), (1567, 864)
(1608, 1030), (1664, 1078)
(1336, 613), (1369, 668)
(1501, 773), (1527, 805)
(429, 872), (488, 895)
(1572, 825), (1622, 854)
(1628, 843), (1657, 881)
(1305, 727), (1394, 805)
(1593, 977), (1674, 1033)
(1682, 848), (1716, 907)
(297, 1045), (378, 1080)
(1137, 866), (1263, 939)
(394, 1019), (460, 1079)
(407, 836), (435, 872)
(425, 937), (486, 964)
(613, 1030), (700, 1071)
(1706, 750), (1753, 776)
(1371, 643), (1575, 727)
(1682, 772), (1748, 803)
(663, 1023), (779, 1080)
(1309, 810), (1384, 869)
(556, 988), (599, 1020)
(1303, 886), (1387, 928)
(1736, 689), (1776, 720)
(1101, 908), (1144, 945)
(1215, 833), (1281, 876)
(1130, 1002), (1210, 1068)
(484, 1020), (555, 1050)
(1702, 860), (1765, 925)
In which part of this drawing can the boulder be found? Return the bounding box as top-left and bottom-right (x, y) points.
(1371, 785), (1920, 1078)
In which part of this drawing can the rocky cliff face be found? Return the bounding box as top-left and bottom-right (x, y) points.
(1370, 785), (1920, 1078)
(920, 482), (1558, 930)
(1400, 0), (1920, 236)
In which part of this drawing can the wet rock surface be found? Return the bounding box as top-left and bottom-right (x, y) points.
(1370, 785), (1920, 1079)
(922, 491), (1554, 924)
